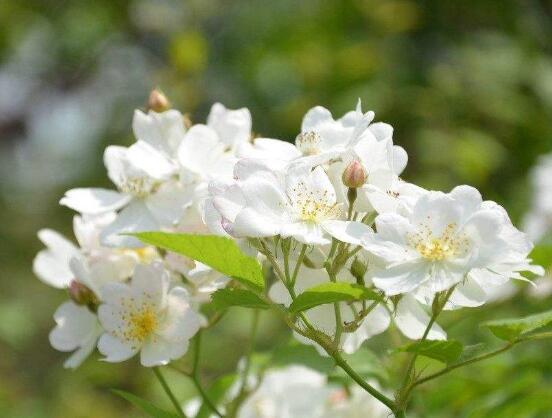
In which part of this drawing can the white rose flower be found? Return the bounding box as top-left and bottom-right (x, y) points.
(49, 301), (103, 369)
(357, 186), (540, 296)
(33, 213), (157, 291)
(61, 141), (192, 247)
(97, 262), (202, 367)
(209, 159), (348, 245)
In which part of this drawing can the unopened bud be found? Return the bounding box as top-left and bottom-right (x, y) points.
(350, 257), (367, 285)
(148, 89), (170, 112)
(68, 280), (98, 307)
(342, 160), (366, 188)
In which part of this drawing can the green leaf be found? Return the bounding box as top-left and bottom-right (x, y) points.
(289, 282), (382, 314)
(458, 343), (486, 361)
(398, 340), (463, 364)
(196, 374), (237, 418)
(134, 233), (264, 291)
(112, 389), (179, 418)
(482, 309), (552, 341)
(212, 288), (269, 310)
(271, 341), (334, 373)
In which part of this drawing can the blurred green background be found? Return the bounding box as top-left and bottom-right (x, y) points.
(1, 0), (552, 417)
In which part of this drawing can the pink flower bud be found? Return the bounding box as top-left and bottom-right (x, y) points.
(148, 89), (170, 112)
(342, 160), (366, 188)
(68, 280), (98, 307)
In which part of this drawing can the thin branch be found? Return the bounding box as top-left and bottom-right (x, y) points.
(191, 332), (224, 417)
(153, 367), (188, 418)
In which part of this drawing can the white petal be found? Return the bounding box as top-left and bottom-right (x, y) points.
(322, 220), (372, 245)
(131, 262), (170, 309)
(132, 109), (186, 155)
(207, 102), (252, 148)
(49, 301), (102, 368)
(392, 145), (408, 175)
(237, 137), (301, 161)
(97, 333), (139, 363)
(33, 229), (79, 288)
(158, 287), (202, 341)
(60, 188), (130, 215)
(127, 141), (177, 179)
(448, 278), (487, 308)
(145, 181), (193, 226)
(140, 337), (189, 367)
(100, 200), (158, 248)
(394, 294), (446, 340)
(280, 222), (330, 245)
(372, 260), (429, 296)
(230, 208), (281, 238)
(301, 106), (333, 132)
(178, 124), (226, 176)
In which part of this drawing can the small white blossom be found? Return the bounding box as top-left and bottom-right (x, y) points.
(49, 301), (103, 369)
(97, 262), (202, 367)
(210, 160), (347, 245)
(357, 186), (541, 296)
(61, 141), (192, 247)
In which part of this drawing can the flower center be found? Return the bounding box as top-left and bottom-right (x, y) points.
(119, 247), (159, 264)
(119, 176), (157, 198)
(128, 306), (158, 341)
(295, 131), (322, 156)
(288, 181), (341, 223)
(118, 301), (159, 344)
(408, 222), (468, 261)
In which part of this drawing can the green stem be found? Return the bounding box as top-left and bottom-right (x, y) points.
(237, 310), (260, 399)
(331, 351), (396, 411)
(191, 332), (224, 417)
(153, 367), (187, 418)
(397, 287), (455, 406)
(411, 341), (517, 389)
(290, 244), (308, 287)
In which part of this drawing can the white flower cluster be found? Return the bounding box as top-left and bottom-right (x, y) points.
(34, 97), (542, 370)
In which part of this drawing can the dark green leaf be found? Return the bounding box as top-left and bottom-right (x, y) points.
(112, 389), (179, 418)
(398, 340), (463, 364)
(134, 233), (264, 291)
(482, 309), (552, 341)
(289, 282), (382, 314)
(212, 288), (269, 310)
